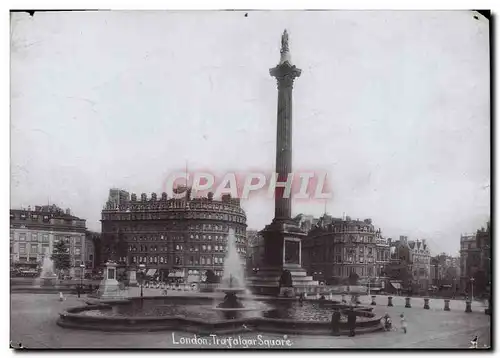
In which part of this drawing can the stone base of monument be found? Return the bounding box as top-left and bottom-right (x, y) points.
(247, 266), (319, 296)
(96, 279), (128, 300)
(87, 261), (128, 301)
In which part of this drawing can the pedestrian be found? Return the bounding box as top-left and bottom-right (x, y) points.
(331, 309), (341, 336)
(348, 308), (357, 337)
(400, 313), (407, 334)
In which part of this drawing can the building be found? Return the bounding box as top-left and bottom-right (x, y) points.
(85, 231), (101, 270)
(246, 229), (265, 274)
(10, 205), (87, 277)
(459, 222), (491, 294)
(100, 187), (247, 283)
(386, 236), (431, 292)
(430, 253), (460, 290)
(476, 222), (491, 294)
(301, 215), (390, 284)
(460, 233), (480, 291)
(107, 188), (130, 207)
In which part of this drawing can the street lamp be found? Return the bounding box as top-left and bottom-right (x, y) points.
(470, 277), (475, 302)
(139, 263), (146, 298)
(79, 264), (85, 298)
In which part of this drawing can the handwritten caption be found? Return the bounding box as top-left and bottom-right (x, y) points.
(171, 332), (293, 348)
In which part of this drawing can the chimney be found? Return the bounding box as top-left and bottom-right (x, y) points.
(65, 208), (71, 216)
(342, 212), (346, 221)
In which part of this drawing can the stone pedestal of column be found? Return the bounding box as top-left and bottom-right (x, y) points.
(405, 297), (412, 308)
(388, 296), (393, 307)
(371, 295), (376, 305)
(444, 299), (450, 311)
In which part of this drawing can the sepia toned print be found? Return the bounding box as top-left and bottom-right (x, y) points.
(10, 10), (490, 349)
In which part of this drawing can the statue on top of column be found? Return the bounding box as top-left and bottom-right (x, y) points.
(281, 29), (289, 53)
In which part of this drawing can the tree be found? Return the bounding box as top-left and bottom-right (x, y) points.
(348, 272), (359, 285)
(205, 269), (219, 284)
(51, 240), (71, 277)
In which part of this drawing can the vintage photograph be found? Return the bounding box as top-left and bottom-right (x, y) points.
(9, 10), (491, 349)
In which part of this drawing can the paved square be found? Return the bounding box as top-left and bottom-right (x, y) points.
(10, 292), (491, 349)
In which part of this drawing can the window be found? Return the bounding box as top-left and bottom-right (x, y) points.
(207, 257), (211, 265)
(208, 245), (211, 252)
(202, 245), (206, 251)
(201, 257), (206, 265)
(75, 248), (81, 255)
(19, 234), (26, 242)
(30, 244), (38, 254)
(31, 233), (38, 242)
(74, 237), (81, 244)
(19, 244), (26, 254)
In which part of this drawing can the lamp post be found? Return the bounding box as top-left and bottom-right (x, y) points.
(470, 277), (475, 302)
(78, 263), (85, 298)
(139, 263), (147, 298)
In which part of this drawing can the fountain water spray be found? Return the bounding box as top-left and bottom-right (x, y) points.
(213, 228), (267, 317)
(220, 228), (247, 291)
(36, 256), (58, 287)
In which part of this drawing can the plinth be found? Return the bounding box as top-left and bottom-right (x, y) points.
(95, 261), (127, 301)
(247, 219), (318, 295)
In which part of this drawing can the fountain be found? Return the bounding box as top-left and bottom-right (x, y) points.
(36, 256), (57, 287)
(212, 229), (263, 319)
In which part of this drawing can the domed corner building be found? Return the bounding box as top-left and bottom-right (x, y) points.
(100, 187), (247, 284)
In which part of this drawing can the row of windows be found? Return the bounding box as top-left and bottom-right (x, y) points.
(16, 243), (82, 255)
(105, 211), (245, 224)
(128, 244), (246, 254)
(12, 233), (82, 244)
(187, 224), (245, 234)
(130, 255), (228, 266)
(129, 234), (246, 243)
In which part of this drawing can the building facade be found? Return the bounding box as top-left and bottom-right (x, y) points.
(100, 188), (247, 283)
(10, 205), (87, 276)
(460, 233), (480, 291)
(430, 253), (460, 290)
(386, 236), (431, 291)
(246, 229), (265, 274)
(301, 215), (390, 283)
(85, 230), (101, 270)
(459, 222), (491, 294)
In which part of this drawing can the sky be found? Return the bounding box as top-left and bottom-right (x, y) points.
(10, 10), (490, 255)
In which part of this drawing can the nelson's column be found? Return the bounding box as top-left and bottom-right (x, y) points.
(247, 30), (318, 295)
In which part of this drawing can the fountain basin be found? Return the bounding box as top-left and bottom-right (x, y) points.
(57, 296), (384, 336)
